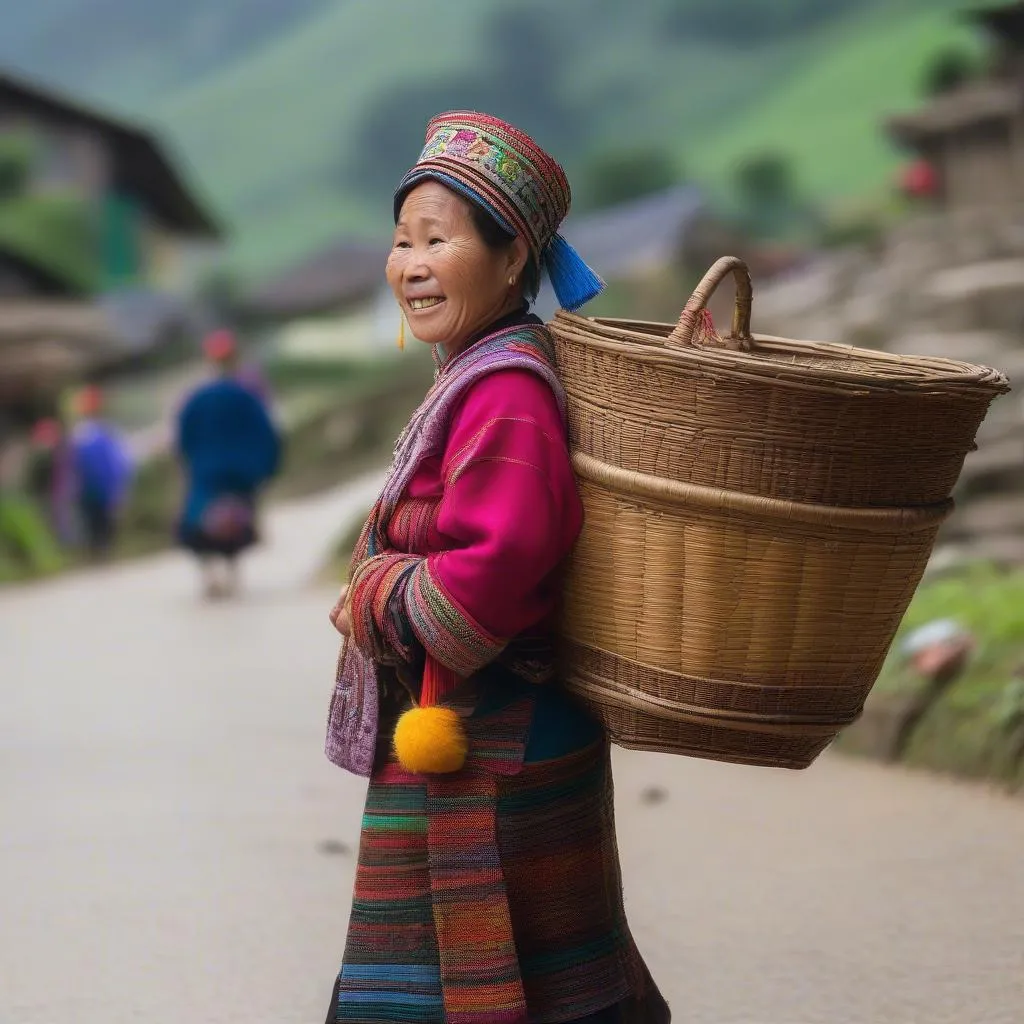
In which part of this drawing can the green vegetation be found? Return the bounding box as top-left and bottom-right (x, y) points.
(1, 0), (984, 275)
(691, 2), (983, 203)
(0, 131), (34, 197)
(843, 565), (1024, 790)
(895, 564), (1024, 647)
(921, 45), (983, 96)
(0, 494), (64, 581)
(0, 130), (99, 294)
(661, 0), (867, 45)
(578, 148), (682, 213)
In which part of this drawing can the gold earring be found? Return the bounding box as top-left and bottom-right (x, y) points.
(397, 314), (406, 350)
(509, 274), (517, 287)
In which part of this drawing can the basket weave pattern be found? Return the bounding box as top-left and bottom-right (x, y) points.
(551, 257), (1009, 769)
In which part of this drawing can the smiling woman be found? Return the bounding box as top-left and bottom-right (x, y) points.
(321, 112), (667, 1024)
(387, 180), (529, 352)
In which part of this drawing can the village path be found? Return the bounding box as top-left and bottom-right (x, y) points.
(3, 471), (1023, 1024)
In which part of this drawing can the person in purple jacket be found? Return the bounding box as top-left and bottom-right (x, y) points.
(69, 386), (134, 560)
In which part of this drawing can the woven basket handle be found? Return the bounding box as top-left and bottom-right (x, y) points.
(666, 256), (754, 351)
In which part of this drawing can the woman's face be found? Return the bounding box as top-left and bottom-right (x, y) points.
(387, 181), (527, 353)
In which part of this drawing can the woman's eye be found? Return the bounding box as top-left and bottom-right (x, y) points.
(429, 238), (444, 246)
(394, 241), (411, 249)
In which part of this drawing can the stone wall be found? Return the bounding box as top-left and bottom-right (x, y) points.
(747, 206), (1024, 567)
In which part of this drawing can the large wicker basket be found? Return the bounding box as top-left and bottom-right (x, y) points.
(551, 257), (1009, 769)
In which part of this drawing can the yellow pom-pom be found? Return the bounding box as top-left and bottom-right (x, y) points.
(393, 705), (468, 774)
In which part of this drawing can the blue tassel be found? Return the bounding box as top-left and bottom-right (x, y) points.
(542, 233), (605, 312)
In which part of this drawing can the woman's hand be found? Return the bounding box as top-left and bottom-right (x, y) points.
(329, 585), (352, 638)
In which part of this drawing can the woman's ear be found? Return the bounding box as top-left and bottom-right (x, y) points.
(509, 234), (530, 280)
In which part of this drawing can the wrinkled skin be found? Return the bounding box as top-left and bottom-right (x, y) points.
(386, 180), (529, 356)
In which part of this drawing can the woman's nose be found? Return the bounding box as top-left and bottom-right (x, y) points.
(404, 257), (430, 282)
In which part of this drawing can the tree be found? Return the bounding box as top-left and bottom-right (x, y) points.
(0, 193), (99, 295)
(344, 6), (580, 205)
(921, 48), (978, 97)
(478, 8), (579, 150)
(0, 132), (34, 199)
(662, 0), (861, 46)
(735, 152), (796, 207)
(732, 150), (818, 240)
(580, 148), (681, 211)
(345, 73), (491, 198)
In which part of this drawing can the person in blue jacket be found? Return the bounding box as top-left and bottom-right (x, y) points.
(175, 331), (281, 598)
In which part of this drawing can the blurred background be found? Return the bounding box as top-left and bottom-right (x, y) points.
(5, 0), (1024, 571)
(3, 2), (1024, 1021)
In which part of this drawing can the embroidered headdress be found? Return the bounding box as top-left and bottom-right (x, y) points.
(395, 110), (604, 311)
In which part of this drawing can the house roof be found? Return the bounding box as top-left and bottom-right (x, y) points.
(0, 299), (121, 395)
(244, 185), (705, 323)
(0, 70), (221, 238)
(533, 185), (705, 319)
(241, 240), (389, 319)
(885, 82), (1023, 144)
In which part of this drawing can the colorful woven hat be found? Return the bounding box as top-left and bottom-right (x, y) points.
(395, 110), (604, 312)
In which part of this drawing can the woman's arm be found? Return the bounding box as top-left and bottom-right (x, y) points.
(344, 368), (581, 676)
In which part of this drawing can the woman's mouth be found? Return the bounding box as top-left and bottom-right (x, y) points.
(408, 297), (445, 311)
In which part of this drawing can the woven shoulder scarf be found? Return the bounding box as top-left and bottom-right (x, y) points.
(326, 322), (567, 776)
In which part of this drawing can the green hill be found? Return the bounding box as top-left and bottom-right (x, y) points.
(692, 1), (982, 201)
(0, 0), (983, 277)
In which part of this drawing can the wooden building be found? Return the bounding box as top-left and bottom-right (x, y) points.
(887, 2), (1024, 209)
(0, 69), (222, 296)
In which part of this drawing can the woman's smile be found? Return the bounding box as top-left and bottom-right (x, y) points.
(407, 296), (445, 311)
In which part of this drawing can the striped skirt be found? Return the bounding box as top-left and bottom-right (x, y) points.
(325, 694), (667, 1024)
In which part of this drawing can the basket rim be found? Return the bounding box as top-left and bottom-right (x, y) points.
(572, 451), (953, 532)
(550, 309), (1010, 396)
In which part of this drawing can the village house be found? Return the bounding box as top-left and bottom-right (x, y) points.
(0, 68), (222, 297)
(0, 69), (225, 407)
(0, 68), (224, 431)
(887, 1), (1024, 210)
(251, 185), (712, 362)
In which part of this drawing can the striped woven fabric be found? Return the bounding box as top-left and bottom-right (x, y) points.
(326, 315), (668, 1023)
(348, 552), (421, 666)
(328, 687), (658, 1024)
(404, 559), (505, 678)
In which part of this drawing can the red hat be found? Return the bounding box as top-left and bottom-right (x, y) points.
(203, 329), (237, 362)
(75, 385), (104, 416)
(31, 418), (61, 446)
(900, 159), (937, 198)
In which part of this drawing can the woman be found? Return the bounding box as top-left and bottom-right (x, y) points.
(324, 112), (668, 1024)
(175, 330), (280, 598)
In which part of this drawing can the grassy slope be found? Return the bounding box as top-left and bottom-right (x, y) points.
(846, 565), (1024, 788)
(692, 0), (981, 202)
(143, 0), (893, 273)
(153, 1), (501, 272)
(27, 0), (974, 275)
